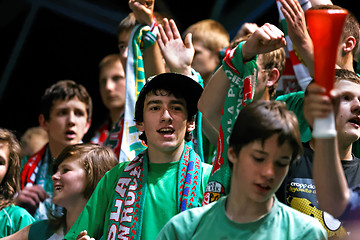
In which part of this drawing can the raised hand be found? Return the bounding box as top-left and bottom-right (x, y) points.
(241, 23), (286, 61)
(157, 18), (194, 75)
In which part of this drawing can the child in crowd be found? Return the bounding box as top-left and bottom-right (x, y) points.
(65, 73), (212, 240)
(182, 19), (230, 86)
(0, 128), (35, 237)
(3, 143), (118, 240)
(91, 54), (126, 158)
(157, 101), (326, 239)
(16, 80), (92, 220)
(279, 69), (360, 239)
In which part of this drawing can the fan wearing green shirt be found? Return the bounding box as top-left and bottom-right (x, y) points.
(157, 100), (327, 239)
(66, 73), (213, 240)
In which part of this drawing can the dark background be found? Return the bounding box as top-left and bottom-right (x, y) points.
(0, 0), (357, 141)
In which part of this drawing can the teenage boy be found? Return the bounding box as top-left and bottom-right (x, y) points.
(276, 69), (360, 239)
(313, 73), (360, 237)
(91, 54), (126, 158)
(65, 73), (212, 240)
(157, 100), (326, 239)
(16, 80), (92, 220)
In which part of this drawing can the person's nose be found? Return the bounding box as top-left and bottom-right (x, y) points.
(261, 161), (275, 181)
(351, 97), (360, 115)
(161, 109), (172, 123)
(52, 171), (60, 181)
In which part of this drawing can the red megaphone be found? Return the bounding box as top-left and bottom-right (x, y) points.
(305, 9), (348, 95)
(306, 9), (348, 138)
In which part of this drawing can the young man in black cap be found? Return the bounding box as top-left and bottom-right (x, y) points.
(65, 73), (213, 240)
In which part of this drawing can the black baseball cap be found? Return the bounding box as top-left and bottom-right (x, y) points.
(134, 73), (203, 122)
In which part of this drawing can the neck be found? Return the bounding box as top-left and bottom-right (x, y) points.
(339, 54), (354, 73)
(109, 108), (124, 127)
(65, 198), (88, 233)
(48, 141), (64, 159)
(225, 191), (273, 223)
(260, 90), (270, 101)
(147, 141), (185, 164)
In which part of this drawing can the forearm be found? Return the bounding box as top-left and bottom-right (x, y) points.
(198, 66), (229, 133)
(313, 137), (350, 218)
(143, 42), (166, 79)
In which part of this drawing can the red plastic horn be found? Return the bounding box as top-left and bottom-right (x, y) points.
(306, 9), (348, 95)
(306, 9), (348, 138)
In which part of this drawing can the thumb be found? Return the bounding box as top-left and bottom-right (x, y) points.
(184, 33), (193, 49)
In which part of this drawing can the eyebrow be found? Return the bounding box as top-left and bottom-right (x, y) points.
(253, 149), (291, 160)
(146, 99), (186, 106)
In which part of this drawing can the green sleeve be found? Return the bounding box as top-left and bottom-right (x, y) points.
(276, 91), (312, 143)
(198, 163), (213, 205)
(64, 163), (127, 240)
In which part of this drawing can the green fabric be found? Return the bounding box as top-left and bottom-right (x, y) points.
(275, 91), (312, 143)
(203, 41), (258, 204)
(28, 220), (64, 240)
(0, 204), (35, 237)
(64, 148), (212, 240)
(157, 196), (327, 240)
(141, 160), (178, 239)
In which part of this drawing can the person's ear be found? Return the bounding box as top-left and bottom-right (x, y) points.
(227, 146), (238, 165)
(136, 122), (145, 132)
(266, 68), (280, 88)
(342, 36), (356, 55)
(38, 114), (49, 132)
(84, 119), (91, 135)
(186, 120), (196, 133)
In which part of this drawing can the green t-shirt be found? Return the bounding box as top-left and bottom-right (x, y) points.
(157, 196), (327, 240)
(64, 155), (212, 240)
(275, 91), (312, 143)
(0, 204), (35, 237)
(29, 220), (65, 240)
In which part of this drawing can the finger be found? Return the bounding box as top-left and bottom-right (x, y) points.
(163, 18), (174, 40)
(158, 24), (168, 46)
(184, 33), (193, 49)
(279, 0), (296, 21)
(32, 185), (49, 201)
(263, 24), (285, 44)
(169, 19), (181, 39)
(76, 230), (87, 240)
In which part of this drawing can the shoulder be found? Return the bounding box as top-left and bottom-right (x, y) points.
(2, 204), (34, 221)
(275, 91), (305, 103)
(157, 200), (219, 239)
(275, 201), (327, 238)
(1, 205), (35, 234)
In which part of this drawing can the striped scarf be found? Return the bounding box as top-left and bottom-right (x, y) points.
(106, 145), (202, 240)
(276, 0), (312, 91)
(119, 24), (157, 163)
(202, 42), (258, 205)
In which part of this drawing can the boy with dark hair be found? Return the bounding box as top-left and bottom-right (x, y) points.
(16, 80), (92, 220)
(65, 73), (212, 240)
(157, 101), (326, 239)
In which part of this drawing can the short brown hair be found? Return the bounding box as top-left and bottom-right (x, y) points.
(0, 128), (22, 209)
(52, 143), (118, 199)
(40, 80), (93, 122)
(183, 19), (230, 52)
(229, 101), (302, 168)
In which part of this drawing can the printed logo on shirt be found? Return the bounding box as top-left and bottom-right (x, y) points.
(286, 178), (348, 238)
(203, 181), (225, 205)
